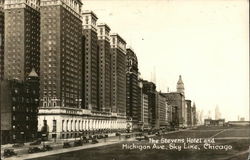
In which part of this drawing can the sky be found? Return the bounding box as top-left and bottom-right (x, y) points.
(83, 0), (249, 121)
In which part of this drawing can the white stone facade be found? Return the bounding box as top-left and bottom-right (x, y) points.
(38, 107), (127, 139)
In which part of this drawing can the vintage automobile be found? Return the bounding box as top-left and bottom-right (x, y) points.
(12, 143), (24, 148)
(28, 147), (42, 154)
(82, 136), (89, 143)
(30, 139), (42, 145)
(125, 134), (131, 138)
(63, 142), (71, 148)
(3, 149), (17, 157)
(115, 132), (121, 136)
(91, 139), (99, 144)
(41, 145), (53, 151)
(135, 133), (146, 141)
(97, 135), (104, 139)
(74, 140), (83, 147)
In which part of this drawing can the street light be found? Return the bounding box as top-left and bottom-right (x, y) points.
(42, 133), (47, 146)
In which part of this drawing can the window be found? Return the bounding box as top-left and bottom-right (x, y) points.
(71, 120), (73, 131)
(100, 28), (103, 35)
(75, 120), (77, 131)
(78, 120), (81, 131)
(43, 120), (47, 127)
(62, 120), (64, 132)
(85, 16), (89, 24)
(52, 120), (56, 132)
(66, 120), (69, 131)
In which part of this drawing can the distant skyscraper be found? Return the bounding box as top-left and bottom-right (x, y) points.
(142, 93), (149, 128)
(126, 48), (139, 127)
(215, 105), (221, 120)
(0, 0), (4, 80)
(164, 92), (185, 127)
(207, 110), (212, 119)
(97, 23), (111, 112)
(164, 75), (186, 127)
(177, 75), (185, 95)
(142, 80), (157, 128)
(110, 33), (127, 115)
(40, 0), (83, 108)
(82, 11), (98, 111)
(157, 92), (167, 128)
(185, 100), (192, 126)
(4, 0), (40, 80)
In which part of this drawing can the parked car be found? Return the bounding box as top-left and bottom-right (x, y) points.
(30, 139), (42, 145)
(115, 132), (121, 136)
(91, 139), (99, 144)
(28, 147), (42, 154)
(125, 135), (131, 138)
(12, 143), (24, 148)
(63, 142), (71, 148)
(74, 140), (83, 147)
(3, 149), (17, 157)
(82, 137), (89, 143)
(41, 145), (53, 151)
(97, 135), (104, 139)
(135, 133), (145, 141)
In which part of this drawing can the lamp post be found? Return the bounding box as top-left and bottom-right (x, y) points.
(42, 133), (46, 146)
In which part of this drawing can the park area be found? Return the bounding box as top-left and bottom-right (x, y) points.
(31, 126), (250, 160)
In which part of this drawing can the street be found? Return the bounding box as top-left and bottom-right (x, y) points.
(27, 126), (250, 160)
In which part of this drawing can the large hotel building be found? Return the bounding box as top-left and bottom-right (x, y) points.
(0, 0), (4, 80)
(0, 1), (197, 142)
(39, 0), (83, 109)
(110, 33), (127, 116)
(37, 5), (127, 139)
(97, 23), (112, 112)
(4, 0), (40, 80)
(126, 48), (139, 128)
(82, 11), (98, 111)
(38, 0), (84, 139)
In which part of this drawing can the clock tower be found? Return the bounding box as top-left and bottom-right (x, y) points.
(177, 75), (185, 95)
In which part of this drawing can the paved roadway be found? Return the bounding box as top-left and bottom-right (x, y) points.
(1, 133), (140, 160)
(2, 126), (250, 160)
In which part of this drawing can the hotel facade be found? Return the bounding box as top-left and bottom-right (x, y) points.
(1, 1), (197, 143)
(37, 6), (127, 139)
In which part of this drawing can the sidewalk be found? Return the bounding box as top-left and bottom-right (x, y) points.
(3, 135), (135, 160)
(1, 130), (183, 159)
(1, 133), (117, 151)
(1, 133), (135, 160)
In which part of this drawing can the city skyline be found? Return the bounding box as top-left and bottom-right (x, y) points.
(83, 0), (249, 121)
(0, 1), (249, 159)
